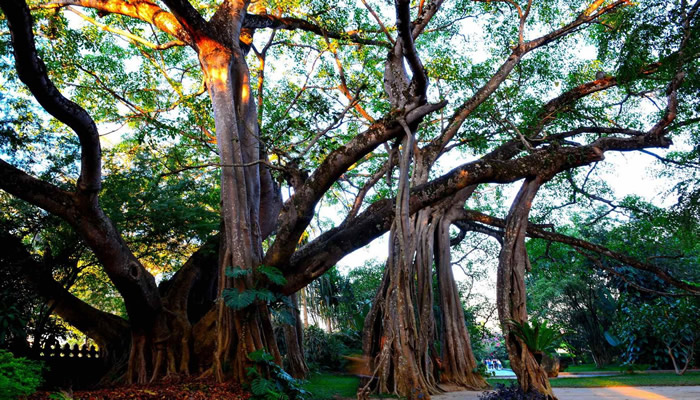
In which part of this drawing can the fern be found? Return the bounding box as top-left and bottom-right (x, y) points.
(253, 289), (277, 303)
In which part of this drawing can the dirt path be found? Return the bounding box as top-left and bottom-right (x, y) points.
(431, 386), (700, 399)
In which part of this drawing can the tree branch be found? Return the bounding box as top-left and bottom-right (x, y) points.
(66, 6), (185, 49)
(0, 159), (77, 222)
(46, 0), (193, 45)
(0, 230), (131, 348)
(243, 14), (390, 47)
(280, 131), (672, 293)
(456, 210), (700, 296)
(3, 0), (102, 196)
(426, 0), (630, 161)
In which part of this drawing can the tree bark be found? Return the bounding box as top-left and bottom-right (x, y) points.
(362, 227), (438, 399)
(283, 293), (308, 379)
(434, 191), (488, 390)
(361, 129), (439, 399)
(497, 176), (555, 399)
(198, 28), (281, 382)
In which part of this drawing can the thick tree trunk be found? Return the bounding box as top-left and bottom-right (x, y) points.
(194, 2), (280, 383)
(497, 177), (555, 399)
(414, 208), (439, 391)
(362, 229), (438, 399)
(283, 294), (308, 379)
(361, 131), (439, 399)
(434, 191), (488, 390)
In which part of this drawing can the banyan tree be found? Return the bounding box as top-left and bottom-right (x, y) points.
(1, 0), (699, 399)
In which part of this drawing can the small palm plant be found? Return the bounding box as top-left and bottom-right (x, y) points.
(506, 319), (564, 363)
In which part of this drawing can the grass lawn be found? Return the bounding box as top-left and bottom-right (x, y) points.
(487, 371), (700, 388)
(305, 373), (360, 399)
(565, 363), (627, 373)
(304, 373), (398, 399)
(306, 371), (700, 398)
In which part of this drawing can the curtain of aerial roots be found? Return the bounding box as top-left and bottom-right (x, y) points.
(127, 267), (197, 383)
(204, 44), (280, 382)
(434, 193), (489, 390)
(497, 176), (555, 399)
(283, 293), (308, 378)
(139, 288), (195, 382)
(361, 130), (439, 399)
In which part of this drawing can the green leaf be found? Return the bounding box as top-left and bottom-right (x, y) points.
(254, 289), (277, 303)
(251, 377), (274, 396)
(248, 349), (275, 363)
(604, 331), (621, 347)
(226, 266), (251, 278)
(257, 265), (287, 285)
(223, 288), (256, 310)
(274, 309), (296, 325)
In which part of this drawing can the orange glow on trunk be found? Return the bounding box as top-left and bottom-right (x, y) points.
(197, 38), (232, 90)
(241, 84), (249, 103)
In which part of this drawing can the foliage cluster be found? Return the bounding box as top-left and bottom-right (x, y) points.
(301, 326), (356, 372)
(473, 331), (507, 363)
(616, 296), (700, 374)
(0, 349), (43, 399)
(303, 265), (380, 334)
(527, 196), (700, 369)
(246, 349), (309, 400)
(507, 319), (564, 357)
(223, 265), (292, 314)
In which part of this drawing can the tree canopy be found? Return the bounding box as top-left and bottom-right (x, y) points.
(1, 0), (699, 398)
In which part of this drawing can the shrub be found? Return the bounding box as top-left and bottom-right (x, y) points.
(507, 319), (564, 356)
(0, 349), (43, 399)
(302, 326), (349, 372)
(479, 383), (548, 400)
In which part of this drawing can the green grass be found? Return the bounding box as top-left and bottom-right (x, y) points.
(305, 373), (360, 399)
(305, 371), (700, 398)
(304, 373), (398, 399)
(487, 371), (700, 388)
(565, 363), (626, 372)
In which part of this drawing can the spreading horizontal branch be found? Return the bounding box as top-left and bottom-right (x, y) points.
(280, 131), (672, 294)
(0, 230), (131, 347)
(45, 0), (193, 45)
(243, 14), (390, 47)
(456, 210), (700, 295)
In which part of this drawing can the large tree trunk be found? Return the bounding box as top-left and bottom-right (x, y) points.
(434, 190), (488, 390)
(283, 293), (308, 379)
(361, 130), (439, 399)
(189, 1), (281, 383)
(497, 176), (555, 399)
(362, 227), (439, 399)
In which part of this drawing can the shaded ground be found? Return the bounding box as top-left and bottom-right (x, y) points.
(432, 386), (700, 399)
